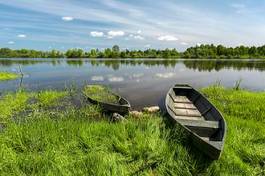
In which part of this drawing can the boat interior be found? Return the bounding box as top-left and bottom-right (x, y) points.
(167, 85), (225, 149)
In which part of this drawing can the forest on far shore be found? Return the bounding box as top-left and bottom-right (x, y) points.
(1, 44), (265, 59)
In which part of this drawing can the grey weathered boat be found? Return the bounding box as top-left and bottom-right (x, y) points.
(165, 84), (226, 160)
(84, 92), (131, 115)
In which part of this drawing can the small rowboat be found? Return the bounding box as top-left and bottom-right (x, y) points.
(84, 88), (131, 115)
(165, 84), (226, 160)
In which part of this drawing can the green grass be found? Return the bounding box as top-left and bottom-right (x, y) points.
(0, 91), (30, 123)
(36, 90), (67, 108)
(83, 85), (119, 104)
(0, 72), (19, 81)
(0, 86), (264, 175)
(201, 86), (265, 175)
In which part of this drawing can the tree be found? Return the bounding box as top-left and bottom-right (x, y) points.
(112, 45), (120, 53)
(249, 46), (257, 56)
(104, 48), (112, 58)
(89, 49), (98, 58)
(65, 49), (84, 58)
(0, 48), (12, 57)
(112, 45), (120, 58)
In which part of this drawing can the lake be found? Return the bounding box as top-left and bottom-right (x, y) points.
(0, 58), (265, 109)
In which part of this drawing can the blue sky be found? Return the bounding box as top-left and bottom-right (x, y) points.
(1, 0), (265, 51)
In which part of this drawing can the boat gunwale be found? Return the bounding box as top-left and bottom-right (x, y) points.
(85, 94), (131, 108)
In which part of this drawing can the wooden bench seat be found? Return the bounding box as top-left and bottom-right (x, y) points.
(173, 108), (201, 117)
(169, 94), (192, 104)
(174, 102), (196, 109)
(177, 119), (219, 137)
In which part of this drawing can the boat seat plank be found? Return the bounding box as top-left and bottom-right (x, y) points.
(173, 96), (192, 103)
(178, 119), (219, 137)
(173, 108), (201, 117)
(173, 108), (187, 115)
(177, 119), (219, 129)
(173, 115), (203, 121)
(174, 86), (193, 90)
(187, 109), (201, 117)
(174, 103), (196, 109)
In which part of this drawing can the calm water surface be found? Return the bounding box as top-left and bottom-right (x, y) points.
(0, 58), (265, 109)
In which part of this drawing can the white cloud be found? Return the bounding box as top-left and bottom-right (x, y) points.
(90, 31), (104, 37)
(158, 35), (178, 41)
(133, 35), (144, 40)
(137, 30), (142, 34)
(107, 30), (125, 38)
(129, 33), (144, 40)
(108, 76), (124, 82)
(180, 42), (188, 45)
(144, 44), (151, 48)
(17, 34), (26, 38)
(91, 76), (104, 81)
(156, 72), (175, 78)
(8, 41), (15, 44)
(62, 16), (74, 21)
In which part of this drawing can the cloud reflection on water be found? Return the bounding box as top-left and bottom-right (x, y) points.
(108, 76), (124, 82)
(155, 72), (175, 78)
(91, 76), (104, 81)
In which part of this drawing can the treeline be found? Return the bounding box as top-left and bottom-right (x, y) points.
(0, 45), (179, 59)
(183, 44), (265, 59)
(0, 48), (64, 58)
(60, 45), (179, 58)
(1, 44), (265, 59)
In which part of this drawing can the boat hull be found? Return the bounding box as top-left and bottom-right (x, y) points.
(165, 84), (226, 160)
(85, 94), (131, 115)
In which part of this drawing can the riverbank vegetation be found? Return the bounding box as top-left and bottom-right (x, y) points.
(0, 86), (264, 175)
(0, 72), (19, 81)
(1, 44), (265, 59)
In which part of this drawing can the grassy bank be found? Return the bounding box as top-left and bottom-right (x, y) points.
(0, 72), (19, 81)
(0, 86), (264, 175)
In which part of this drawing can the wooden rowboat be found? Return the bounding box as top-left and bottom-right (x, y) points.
(84, 91), (131, 115)
(165, 84), (226, 160)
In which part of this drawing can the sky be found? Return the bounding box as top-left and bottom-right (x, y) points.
(0, 0), (265, 51)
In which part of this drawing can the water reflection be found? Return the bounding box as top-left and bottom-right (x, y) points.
(183, 60), (265, 72)
(1, 59), (265, 71)
(1, 58), (265, 109)
(0, 59), (62, 66)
